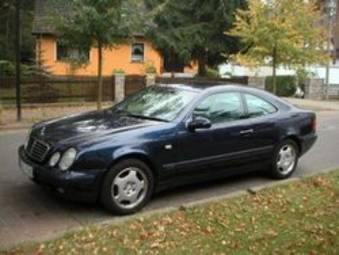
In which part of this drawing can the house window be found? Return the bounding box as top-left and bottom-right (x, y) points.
(131, 43), (144, 62)
(56, 41), (90, 62)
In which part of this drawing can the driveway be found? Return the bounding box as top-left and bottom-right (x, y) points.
(1, 111), (339, 248)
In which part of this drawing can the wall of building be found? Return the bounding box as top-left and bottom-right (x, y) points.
(219, 64), (339, 85)
(37, 35), (164, 76)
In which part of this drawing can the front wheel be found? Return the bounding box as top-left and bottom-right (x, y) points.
(270, 140), (299, 179)
(101, 159), (154, 215)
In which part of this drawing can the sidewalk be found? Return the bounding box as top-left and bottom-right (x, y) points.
(0, 102), (113, 131)
(284, 98), (339, 111)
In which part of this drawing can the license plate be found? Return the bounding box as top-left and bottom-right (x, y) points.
(19, 159), (34, 179)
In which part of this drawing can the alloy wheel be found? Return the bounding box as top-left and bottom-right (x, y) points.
(111, 167), (148, 210)
(276, 144), (297, 175)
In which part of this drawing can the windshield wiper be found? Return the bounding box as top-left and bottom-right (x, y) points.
(127, 114), (169, 122)
(113, 107), (129, 114)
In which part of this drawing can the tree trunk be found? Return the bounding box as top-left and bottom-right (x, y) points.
(97, 41), (103, 110)
(272, 45), (277, 95)
(15, 0), (21, 121)
(198, 57), (207, 77)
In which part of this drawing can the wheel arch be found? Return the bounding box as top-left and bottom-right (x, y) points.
(97, 152), (158, 202)
(110, 153), (158, 176)
(282, 135), (302, 154)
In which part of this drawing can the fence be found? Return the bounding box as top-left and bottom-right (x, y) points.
(0, 76), (114, 104)
(156, 76), (248, 86)
(0, 75), (249, 105)
(125, 75), (146, 96)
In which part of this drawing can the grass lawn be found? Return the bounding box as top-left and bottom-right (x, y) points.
(1, 170), (339, 255)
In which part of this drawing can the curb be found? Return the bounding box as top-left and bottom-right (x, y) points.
(0, 125), (31, 133)
(2, 101), (115, 110)
(283, 98), (339, 112)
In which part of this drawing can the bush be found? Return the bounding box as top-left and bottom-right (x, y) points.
(0, 60), (15, 76)
(113, 68), (125, 75)
(265, 75), (296, 97)
(206, 68), (220, 78)
(144, 61), (157, 74)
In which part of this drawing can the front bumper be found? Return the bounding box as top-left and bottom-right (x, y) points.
(18, 146), (105, 203)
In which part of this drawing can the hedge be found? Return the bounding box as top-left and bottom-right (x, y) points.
(265, 75), (297, 97)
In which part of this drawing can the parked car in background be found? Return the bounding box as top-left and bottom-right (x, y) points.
(294, 86), (305, 98)
(19, 84), (317, 215)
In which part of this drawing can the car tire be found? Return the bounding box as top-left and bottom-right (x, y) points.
(101, 159), (154, 215)
(270, 139), (299, 179)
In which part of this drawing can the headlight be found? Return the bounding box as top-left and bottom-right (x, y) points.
(58, 148), (77, 171)
(49, 152), (61, 167)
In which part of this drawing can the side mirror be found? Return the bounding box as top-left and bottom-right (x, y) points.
(187, 116), (212, 131)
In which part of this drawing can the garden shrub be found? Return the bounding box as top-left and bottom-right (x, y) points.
(206, 68), (220, 78)
(144, 61), (157, 74)
(113, 68), (125, 75)
(0, 60), (15, 76)
(265, 75), (297, 97)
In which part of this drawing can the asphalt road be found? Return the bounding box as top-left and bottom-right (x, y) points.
(1, 111), (339, 248)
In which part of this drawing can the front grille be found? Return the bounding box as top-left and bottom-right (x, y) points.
(26, 137), (50, 162)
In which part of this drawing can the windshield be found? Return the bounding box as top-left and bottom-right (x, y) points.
(113, 86), (197, 122)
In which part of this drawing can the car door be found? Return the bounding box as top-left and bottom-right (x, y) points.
(242, 93), (280, 161)
(169, 91), (258, 176)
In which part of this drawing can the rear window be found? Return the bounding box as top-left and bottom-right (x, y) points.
(245, 94), (277, 118)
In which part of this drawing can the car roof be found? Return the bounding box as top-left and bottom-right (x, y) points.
(157, 83), (293, 110)
(158, 83), (260, 94)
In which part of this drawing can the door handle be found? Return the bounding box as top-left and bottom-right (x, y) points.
(240, 129), (254, 135)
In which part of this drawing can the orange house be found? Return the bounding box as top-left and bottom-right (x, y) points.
(33, 0), (166, 76)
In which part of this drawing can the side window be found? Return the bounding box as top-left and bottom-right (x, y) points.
(193, 92), (244, 124)
(131, 43), (145, 62)
(245, 94), (277, 118)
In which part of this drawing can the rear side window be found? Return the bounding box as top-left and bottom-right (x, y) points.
(245, 94), (277, 118)
(193, 92), (244, 124)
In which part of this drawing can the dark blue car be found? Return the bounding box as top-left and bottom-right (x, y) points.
(19, 84), (317, 214)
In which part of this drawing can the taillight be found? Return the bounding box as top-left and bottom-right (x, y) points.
(311, 117), (316, 133)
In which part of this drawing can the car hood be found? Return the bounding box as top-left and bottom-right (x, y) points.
(32, 109), (159, 145)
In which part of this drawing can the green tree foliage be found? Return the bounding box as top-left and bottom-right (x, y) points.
(0, 0), (35, 68)
(145, 0), (247, 76)
(227, 0), (328, 94)
(54, 0), (143, 110)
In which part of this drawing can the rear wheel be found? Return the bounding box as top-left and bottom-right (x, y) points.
(270, 140), (299, 179)
(101, 159), (154, 215)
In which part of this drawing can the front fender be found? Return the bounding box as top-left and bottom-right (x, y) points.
(106, 146), (159, 175)
(112, 147), (149, 161)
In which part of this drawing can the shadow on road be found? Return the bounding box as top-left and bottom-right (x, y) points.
(19, 171), (268, 215)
